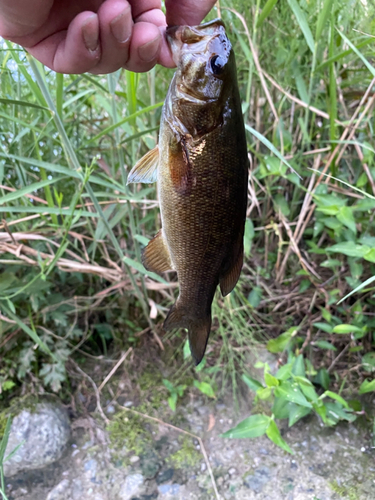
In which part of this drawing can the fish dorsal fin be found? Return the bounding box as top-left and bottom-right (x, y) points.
(219, 244), (244, 297)
(127, 145), (159, 184)
(142, 230), (174, 274)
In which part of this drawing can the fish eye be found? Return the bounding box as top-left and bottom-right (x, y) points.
(210, 55), (225, 76)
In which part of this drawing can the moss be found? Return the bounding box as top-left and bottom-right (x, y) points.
(167, 436), (201, 469)
(329, 481), (359, 500)
(107, 410), (153, 458)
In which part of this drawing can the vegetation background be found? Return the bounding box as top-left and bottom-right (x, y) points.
(0, 0), (374, 458)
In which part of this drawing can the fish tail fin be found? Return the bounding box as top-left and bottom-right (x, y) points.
(164, 302), (211, 365)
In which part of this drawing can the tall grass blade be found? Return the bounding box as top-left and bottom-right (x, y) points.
(257, 0), (278, 27)
(0, 303), (57, 360)
(245, 124), (301, 178)
(315, 0), (335, 40)
(286, 0), (315, 53)
(336, 29), (375, 77)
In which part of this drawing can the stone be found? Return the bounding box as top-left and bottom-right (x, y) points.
(157, 483), (181, 496)
(4, 400), (70, 477)
(118, 473), (145, 500)
(156, 468), (174, 484)
(244, 466), (271, 493)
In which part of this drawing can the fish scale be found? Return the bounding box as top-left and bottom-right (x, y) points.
(128, 19), (248, 364)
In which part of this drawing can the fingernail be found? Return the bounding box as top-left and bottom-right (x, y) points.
(83, 15), (99, 52)
(110, 7), (132, 43)
(138, 35), (161, 62)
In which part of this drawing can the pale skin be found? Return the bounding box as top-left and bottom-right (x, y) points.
(0, 0), (217, 74)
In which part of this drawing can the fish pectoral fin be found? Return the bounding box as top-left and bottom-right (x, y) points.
(142, 230), (173, 274)
(164, 303), (211, 365)
(219, 244), (244, 297)
(127, 145), (159, 184)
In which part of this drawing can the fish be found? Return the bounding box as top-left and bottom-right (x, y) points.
(127, 19), (249, 364)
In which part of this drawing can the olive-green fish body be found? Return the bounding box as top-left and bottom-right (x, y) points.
(128, 20), (248, 364)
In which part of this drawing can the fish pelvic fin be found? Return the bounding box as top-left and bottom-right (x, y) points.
(142, 230), (174, 275)
(127, 145), (159, 184)
(164, 302), (211, 365)
(219, 243), (244, 297)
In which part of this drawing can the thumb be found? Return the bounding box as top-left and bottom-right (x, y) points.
(165, 0), (217, 26)
(0, 0), (53, 38)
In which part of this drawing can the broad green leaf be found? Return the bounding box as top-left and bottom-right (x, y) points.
(359, 379), (375, 394)
(332, 324), (364, 334)
(322, 391), (349, 409)
(364, 248), (375, 263)
(221, 414), (270, 439)
(257, 387), (273, 400)
(275, 363), (293, 381)
(313, 322), (333, 334)
(314, 368), (330, 390)
(314, 340), (337, 351)
(273, 194), (290, 217)
(327, 242), (369, 258)
(123, 257), (168, 284)
(324, 402), (356, 423)
(183, 339), (191, 360)
(168, 394), (177, 412)
(272, 397), (291, 420)
(266, 420), (294, 454)
(244, 219), (255, 258)
(337, 206), (356, 234)
(242, 374), (264, 391)
(248, 287), (262, 308)
(265, 372), (279, 387)
(362, 352), (375, 373)
(267, 327), (297, 353)
(294, 377), (318, 403)
(287, 0), (315, 53)
(274, 382), (312, 408)
(288, 403), (312, 427)
(193, 381), (215, 398)
(162, 379), (174, 391)
(0, 273), (17, 293)
(292, 355), (305, 377)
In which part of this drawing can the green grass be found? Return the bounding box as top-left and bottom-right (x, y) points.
(0, 0), (374, 435)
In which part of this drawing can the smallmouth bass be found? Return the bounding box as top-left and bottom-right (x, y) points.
(128, 19), (248, 364)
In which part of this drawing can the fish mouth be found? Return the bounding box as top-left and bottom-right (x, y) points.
(166, 18), (226, 65)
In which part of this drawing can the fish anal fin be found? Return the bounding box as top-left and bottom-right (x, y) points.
(219, 244), (244, 297)
(164, 302), (211, 365)
(127, 145), (159, 184)
(188, 316), (211, 365)
(142, 230), (173, 275)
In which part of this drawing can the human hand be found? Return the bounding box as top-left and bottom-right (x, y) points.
(0, 0), (217, 74)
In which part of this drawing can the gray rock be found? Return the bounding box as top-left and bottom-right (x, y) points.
(157, 483), (181, 495)
(4, 401), (70, 477)
(244, 467), (271, 493)
(118, 473), (145, 500)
